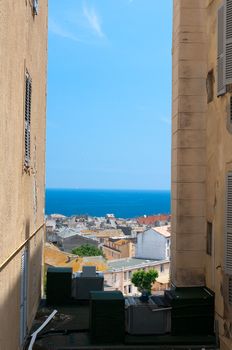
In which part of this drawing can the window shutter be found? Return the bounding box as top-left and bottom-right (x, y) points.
(225, 0), (232, 85)
(225, 172), (232, 275)
(24, 73), (32, 168)
(218, 4), (226, 95)
(229, 277), (232, 305)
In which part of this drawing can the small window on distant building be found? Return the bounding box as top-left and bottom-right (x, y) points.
(206, 222), (213, 256)
(124, 286), (127, 294)
(128, 271), (132, 279)
(128, 285), (132, 294)
(24, 71), (32, 169)
(160, 264), (164, 273)
(124, 271), (127, 280)
(206, 70), (214, 103)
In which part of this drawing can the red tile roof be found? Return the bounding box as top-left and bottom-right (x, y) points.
(137, 214), (171, 225)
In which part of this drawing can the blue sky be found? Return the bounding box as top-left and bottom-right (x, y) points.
(46, 0), (172, 190)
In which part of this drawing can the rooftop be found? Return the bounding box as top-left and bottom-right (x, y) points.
(137, 214), (171, 226)
(29, 301), (218, 350)
(152, 225), (171, 238)
(44, 243), (108, 272)
(107, 258), (167, 271)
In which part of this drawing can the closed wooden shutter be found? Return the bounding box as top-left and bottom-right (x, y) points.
(218, 4), (226, 95)
(225, 172), (232, 275)
(225, 0), (232, 85)
(24, 72), (32, 167)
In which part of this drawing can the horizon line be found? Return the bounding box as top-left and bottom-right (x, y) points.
(45, 187), (171, 191)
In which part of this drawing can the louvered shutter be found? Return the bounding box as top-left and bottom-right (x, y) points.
(24, 73), (32, 167)
(20, 248), (28, 346)
(225, 172), (232, 275)
(230, 96), (232, 123)
(218, 4), (226, 95)
(229, 277), (232, 305)
(225, 0), (232, 85)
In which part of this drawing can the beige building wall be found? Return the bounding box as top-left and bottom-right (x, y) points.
(172, 1), (232, 349)
(103, 240), (135, 260)
(104, 261), (170, 295)
(0, 1), (48, 349)
(172, 0), (207, 287)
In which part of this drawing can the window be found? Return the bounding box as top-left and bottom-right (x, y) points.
(128, 285), (132, 294)
(33, 0), (39, 15)
(229, 277), (232, 306)
(24, 72), (32, 169)
(217, 4), (225, 96)
(225, 172), (232, 275)
(206, 70), (214, 103)
(124, 286), (127, 294)
(206, 222), (213, 256)
(160, 264), (164, 273)
(217, 1), (232, 96)
(124, 271), (127, 281)
(128, 270), (132, 279)
(227, 96), (232, 133)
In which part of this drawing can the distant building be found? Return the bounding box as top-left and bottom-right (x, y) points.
(44, 243), (108, 273)
(102, 238), (135, 260)
(106, 213), (115, 219)
(136, 226), (171, 261)
(104, 258), (170, 295)
(80, 229), (125, 243)
(46, 219), (56, 232)
(116, 225), (132, 236)
(56, 228), (99, 252)
(137, 214), (171, 227)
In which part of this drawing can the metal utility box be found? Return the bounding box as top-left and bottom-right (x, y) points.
(89, 291), (125, 344)
(165, 287), (215, 335)
(46, 267), (72, 305)
(72, 271), (104, 300)
(125, 296), (171, 335)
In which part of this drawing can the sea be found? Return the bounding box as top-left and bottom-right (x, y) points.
(45, 189), (171, 219)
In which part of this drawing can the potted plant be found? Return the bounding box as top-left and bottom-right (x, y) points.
(131, 269), (158, 302)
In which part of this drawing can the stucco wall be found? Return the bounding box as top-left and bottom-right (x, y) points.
(104, 261), (170, 295)
(172, 0), (232, 348)
(206, 1), (232, 348)
(0, 1), (47, 349)
(136, 229), (167, 260)
(171, 0), (207, 287)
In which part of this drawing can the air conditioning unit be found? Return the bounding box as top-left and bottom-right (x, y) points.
(33, 0), (39, 15)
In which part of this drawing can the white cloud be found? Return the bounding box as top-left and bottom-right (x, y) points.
(49, 18), (81, 42)
(83, 4), (105, 38)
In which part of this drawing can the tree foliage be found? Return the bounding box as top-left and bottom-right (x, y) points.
(71, 244), (104, 257)
(131, 269), (158, 293)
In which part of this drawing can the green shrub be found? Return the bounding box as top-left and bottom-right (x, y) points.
(71, 244), (104, 257)
(131, 269), (158, 293)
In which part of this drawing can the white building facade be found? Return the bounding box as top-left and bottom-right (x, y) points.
(136, 226), (171, 261)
